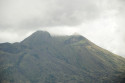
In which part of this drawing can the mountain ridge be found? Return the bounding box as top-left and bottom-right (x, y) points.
(0, 30), (125, 83)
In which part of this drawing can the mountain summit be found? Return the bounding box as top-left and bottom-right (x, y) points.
(0, 30), (125, 83)
(21, 31), (51, 44)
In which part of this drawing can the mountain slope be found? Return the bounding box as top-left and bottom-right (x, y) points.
(0, 30), (125, 83)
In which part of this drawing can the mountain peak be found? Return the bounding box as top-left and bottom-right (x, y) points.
(21, 30), (51, 45)
(33, 30), (50, 35)
(21, 30), (87, 46)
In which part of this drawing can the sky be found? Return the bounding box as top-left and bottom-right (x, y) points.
(0, 0), (125, 57)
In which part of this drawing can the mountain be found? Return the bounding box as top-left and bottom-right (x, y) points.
(0, 30), (125, 83)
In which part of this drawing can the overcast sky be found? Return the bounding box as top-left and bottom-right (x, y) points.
(0, 0), (125, 57)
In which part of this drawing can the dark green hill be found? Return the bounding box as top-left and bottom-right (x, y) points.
(0, 30), (125, 83)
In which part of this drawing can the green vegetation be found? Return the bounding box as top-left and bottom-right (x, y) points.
(0, 30), (125, 83)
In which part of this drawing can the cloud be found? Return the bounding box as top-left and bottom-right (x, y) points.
(0, 0), (125, 57)
(0, 0), (103, 30)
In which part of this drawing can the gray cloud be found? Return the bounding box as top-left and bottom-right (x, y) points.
(0, 0), (125, 57)
(0, 0), (102, 30)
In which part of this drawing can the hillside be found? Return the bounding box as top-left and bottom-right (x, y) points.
(0, 30), (125, 83)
